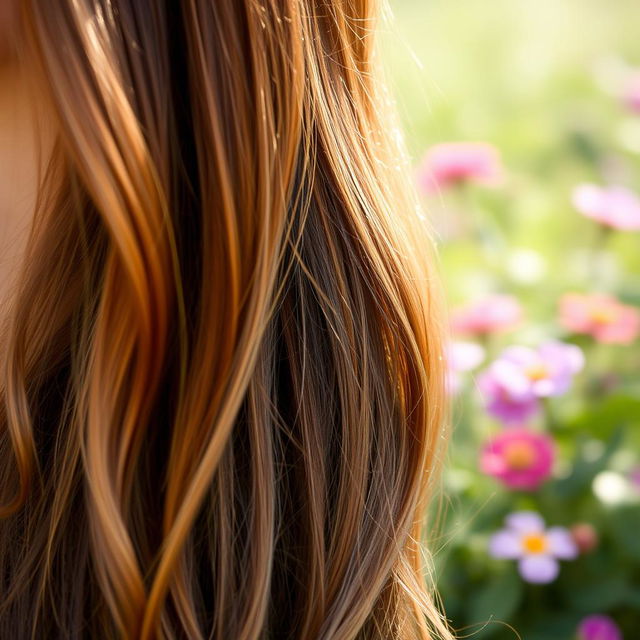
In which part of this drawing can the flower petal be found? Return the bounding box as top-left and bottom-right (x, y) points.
(546, 526), (579, 559)
(539, 341), (585, 374)
(572, 183), (603, 218)
(488, 529), (523, 559)
(577, 614), (623, 640)
(490, 360), (533, 397)
(531, 378), (556, 396)
(505, 511), (545, 533)
(518, 555), (559, 583)
(448, 341), (486, 372)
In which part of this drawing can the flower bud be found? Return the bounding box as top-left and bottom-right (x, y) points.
(570, 523), (599, 554)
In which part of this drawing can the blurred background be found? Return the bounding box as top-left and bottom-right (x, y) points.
(384, 1), (640, 638)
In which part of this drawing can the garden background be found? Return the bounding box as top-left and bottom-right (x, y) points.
(384, 0), (640, 638)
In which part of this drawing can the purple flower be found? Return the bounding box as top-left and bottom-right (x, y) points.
(499, 341), (585, 397)
(477, 341), (584, 424)
(477, 360), (541, 424)
(577, 614), (623, 640)
(489, 511), (578, 583)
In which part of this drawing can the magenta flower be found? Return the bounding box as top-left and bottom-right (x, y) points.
(416, 142), (504, 193)
(572, 183), (640, 231)
(451, 294), (522, 337)
(489, 511), (578, 583)
(477, 341), (584, 424)
(480, 428), (555, 490)
(559, 293), (640, 344)
(577, 614), (623, 640)
(445, 341), (486, 394)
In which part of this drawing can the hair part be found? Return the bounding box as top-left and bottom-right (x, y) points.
(0, 1), (453, 638)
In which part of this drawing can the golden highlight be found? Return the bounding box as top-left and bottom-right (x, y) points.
(0, 1), (453, 638)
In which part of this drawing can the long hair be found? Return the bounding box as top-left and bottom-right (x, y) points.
(0, 1), (453, 638)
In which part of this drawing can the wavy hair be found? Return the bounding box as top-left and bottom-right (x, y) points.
(0, 0), (453, 638)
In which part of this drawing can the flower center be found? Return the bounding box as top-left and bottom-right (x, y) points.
(589, 308), (617, 325)
(503, 441), (536, 470)
(525, 363), (548, 381)
(522, 533), (548, 554)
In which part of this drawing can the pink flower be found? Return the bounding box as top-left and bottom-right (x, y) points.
(451, 294), (522, 336)
(416, 142), (504, 193)
(445, 341), (486, 394)
(572, 183), (640, 231)
(622, 70), (640, 114)
(559, 293), (640, 344)
(628, 466), (640, 490)
(480, 428), (555, 490)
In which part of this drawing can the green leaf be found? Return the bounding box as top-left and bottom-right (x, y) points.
(567, 395), (640, 438)
(609, 505), (640, 561)
(526, 612), (581, 640)
(466, 569), (524, 639)
(567, 574), (630, 610)
(553, 425), (625, 498)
